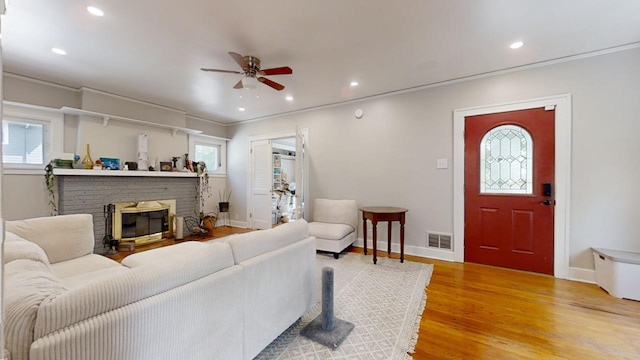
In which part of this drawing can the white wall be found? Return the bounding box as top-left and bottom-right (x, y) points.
(1, 77), (229, 221)
(0, 8), (5, 355)
(227, 47), (640, 271)
(4, 48), (639, 271)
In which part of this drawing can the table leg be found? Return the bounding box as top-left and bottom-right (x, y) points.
(400, 218), (405, 263)
(372, 220), (378, 264)
(362, 218), (368, 255)
(387, 221), (392, 255)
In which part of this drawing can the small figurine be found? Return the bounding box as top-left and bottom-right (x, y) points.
(171, 156), (180, 171)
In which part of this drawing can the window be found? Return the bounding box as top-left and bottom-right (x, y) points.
(188, 134), (227, 174)
(2, 103), (63, 170)
(479, 124), (533, 194)
(3, 120), (45, 165)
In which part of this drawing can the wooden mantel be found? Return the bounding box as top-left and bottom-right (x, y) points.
(53, 169), (199, 178)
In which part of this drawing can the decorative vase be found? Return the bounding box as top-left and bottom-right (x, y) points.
(82, 144), (93, 169)
(219, 202), (229, 213)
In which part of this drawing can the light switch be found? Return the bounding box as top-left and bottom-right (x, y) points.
(436, 158), (448, 169)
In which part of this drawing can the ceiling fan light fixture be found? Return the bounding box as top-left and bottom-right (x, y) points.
(242, 76), (258, 89)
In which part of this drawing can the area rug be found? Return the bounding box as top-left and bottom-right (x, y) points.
(255, 252), (433, 360)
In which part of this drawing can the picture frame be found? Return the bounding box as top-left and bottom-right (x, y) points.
(160, 162), (172, 172)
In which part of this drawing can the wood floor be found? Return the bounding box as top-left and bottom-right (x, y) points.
(214, 227), (640, 359)
(347, 248), (640, 360)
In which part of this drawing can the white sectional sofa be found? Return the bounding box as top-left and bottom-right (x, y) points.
(3, 214), (316, 360)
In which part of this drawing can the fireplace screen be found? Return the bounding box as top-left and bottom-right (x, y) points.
(121, 209), (169, 239)
(113, 200), (176, 246)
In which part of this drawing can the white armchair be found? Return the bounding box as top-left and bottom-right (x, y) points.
(308, 198), (358, 259)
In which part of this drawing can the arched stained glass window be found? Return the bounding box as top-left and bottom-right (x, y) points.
(480, 125), (533, 194)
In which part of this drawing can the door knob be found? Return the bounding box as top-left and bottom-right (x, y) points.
(539, 200), (555, 206)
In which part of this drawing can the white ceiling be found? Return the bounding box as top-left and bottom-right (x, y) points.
(3, 1), (640, 124)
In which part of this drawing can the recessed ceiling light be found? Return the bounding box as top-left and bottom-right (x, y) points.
(510, 41), (524, 49)
(87, 6), (104, 16)
(285, 95), (294, 101)
(350, 81), (359, 87)
(238, 107), (246, 112)
(51, 48), (67, 55)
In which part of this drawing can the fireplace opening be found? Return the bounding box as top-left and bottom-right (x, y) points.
(113, 200), (176, 245)
(121, 210), (169, 239)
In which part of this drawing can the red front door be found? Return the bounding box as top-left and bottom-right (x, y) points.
(464, 107), (555, 275)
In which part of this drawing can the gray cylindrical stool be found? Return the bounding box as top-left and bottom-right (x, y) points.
(322, 267), (334, 331)
(301, 267), (354, 349)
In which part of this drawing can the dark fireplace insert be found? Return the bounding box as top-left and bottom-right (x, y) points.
(121, 209), (169, 240)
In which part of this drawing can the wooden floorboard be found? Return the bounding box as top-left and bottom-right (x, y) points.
(346, 247), (640, 360)
(202, 227), (640, 359)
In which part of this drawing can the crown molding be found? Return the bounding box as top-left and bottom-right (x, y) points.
(80, 87), (186, 116)
(230, 42), (640, 126)
(3, 72), (80, 92)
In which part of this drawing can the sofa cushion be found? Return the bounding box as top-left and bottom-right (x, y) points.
(60, 266), (132, 289)
(49, 254), (130, 289)
(4, 259), (68, 360)
(50, 254), (122, 279)
(34, 241), (236, 337)
(226, 219), (309, 264)
(308, 222), (354, 240)
(204, 234), (237, 244)
(6, 214), (95, 264)
(313, 199), (359, 230)
(3, 232), (51, 267)
(122, 241), (235, 273)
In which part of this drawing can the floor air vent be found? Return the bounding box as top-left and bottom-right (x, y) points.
(427, 232), (453, 250)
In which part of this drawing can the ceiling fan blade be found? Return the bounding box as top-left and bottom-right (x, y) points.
(228, 52), (248, 70)
(201, 68), (243, 74)
(233, 80), (243, 89)
(258, 77), (285, 91)
(259, 66), (293, 76)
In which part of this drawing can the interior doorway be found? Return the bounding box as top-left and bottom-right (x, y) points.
(248, 129), (309, 230)
(272, 137), (297, 226)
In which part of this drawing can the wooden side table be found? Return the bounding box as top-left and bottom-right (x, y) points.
(360, 206), (408, 264)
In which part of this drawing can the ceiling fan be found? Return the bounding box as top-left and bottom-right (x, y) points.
(201, 52), (292, 91)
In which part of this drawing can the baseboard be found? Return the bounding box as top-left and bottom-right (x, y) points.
(352, 238), (455, 262)
(228, 220), (248, 228)
(569, 267), (596, 284)
(353, 238), (598, 284)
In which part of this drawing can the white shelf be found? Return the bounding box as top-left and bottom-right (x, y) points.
(60, 106), (203, 136)
(53, 169), (199, 177)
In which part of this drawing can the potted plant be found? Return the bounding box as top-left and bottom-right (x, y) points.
(194, 161), (211, 216)
(44, 161), (58, 215)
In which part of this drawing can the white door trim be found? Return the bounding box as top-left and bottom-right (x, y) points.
(453, 94), (572, 279)
(247, 129), (309, 228)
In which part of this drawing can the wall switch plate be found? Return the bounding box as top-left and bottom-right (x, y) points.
(436, 158), (448, 169)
